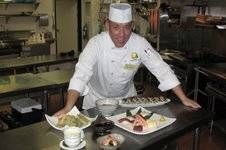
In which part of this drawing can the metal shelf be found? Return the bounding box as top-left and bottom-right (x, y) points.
(0, 1), (40, 9)
(0, 13), (47, 23)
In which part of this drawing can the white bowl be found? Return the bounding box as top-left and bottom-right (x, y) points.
(96, 99), (119, 117)
(97, 133), (125, 150)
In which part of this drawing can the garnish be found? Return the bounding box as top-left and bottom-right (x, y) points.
(126, 109), (133, 117)
(136, 108), (142, 114)
(144, 112), (154, 120)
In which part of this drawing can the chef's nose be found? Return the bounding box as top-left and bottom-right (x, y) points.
(118, 27), (126, 38)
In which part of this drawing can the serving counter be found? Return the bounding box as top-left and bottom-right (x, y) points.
(0, 100), (212, 150)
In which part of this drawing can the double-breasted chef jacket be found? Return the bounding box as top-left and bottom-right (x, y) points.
(69, 32), (180, 109)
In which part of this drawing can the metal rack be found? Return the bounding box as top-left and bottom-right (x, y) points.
(0, 1), (40, 10)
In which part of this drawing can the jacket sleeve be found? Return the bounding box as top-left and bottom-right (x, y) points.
(140, 39), (180, 91)
(68, 38), (98, 94)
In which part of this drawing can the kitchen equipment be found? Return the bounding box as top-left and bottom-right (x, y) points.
(39, 14), (49, 26)
(11, 98), (42, 113)
(11, 98), (42, 125)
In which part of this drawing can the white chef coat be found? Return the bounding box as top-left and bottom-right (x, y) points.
(69, 32), (180, 109)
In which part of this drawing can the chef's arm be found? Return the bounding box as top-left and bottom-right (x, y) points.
(54, 89), (80, 117)
(172, 85), (201, 109)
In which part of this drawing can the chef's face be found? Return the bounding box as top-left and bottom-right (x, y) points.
(106, 20), (133, 48)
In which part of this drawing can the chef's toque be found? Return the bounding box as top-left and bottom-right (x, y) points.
(109, 3), (132, 23)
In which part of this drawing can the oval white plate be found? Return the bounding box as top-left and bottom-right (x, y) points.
(119, 97), (171, 108)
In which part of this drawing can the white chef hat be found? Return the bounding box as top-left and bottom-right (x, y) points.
(109, 3), (132, 23)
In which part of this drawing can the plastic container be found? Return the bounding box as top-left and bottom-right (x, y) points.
(11, 98), (42, 125)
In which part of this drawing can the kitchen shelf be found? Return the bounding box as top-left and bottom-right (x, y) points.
(0, 13), (47, 23)
(0, 30), (31, 39)
(0, 30), (30, 33)
(0, 1), (40, 9)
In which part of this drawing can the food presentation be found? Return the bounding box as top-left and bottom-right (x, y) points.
(45, 107), (94, 130)
(108, 107), (176, 135)
(57, 114), (90, 128)
(119, 96), (171, 107)
(97, 133), (125, 150)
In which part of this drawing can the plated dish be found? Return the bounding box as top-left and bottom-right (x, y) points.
(96, 133), (125, 150)
(45, 107), (95, 130)
(119, 96), (171, 107)
(108, 107), (176, 135)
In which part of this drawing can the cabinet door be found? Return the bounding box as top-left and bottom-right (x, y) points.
(55, 0), (78, 54)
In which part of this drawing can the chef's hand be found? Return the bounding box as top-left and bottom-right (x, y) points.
(54, 90), (80, 117)
(172, 85), (201, 109)
(53, 107), (71, 117)
(181, 97), (201, 109)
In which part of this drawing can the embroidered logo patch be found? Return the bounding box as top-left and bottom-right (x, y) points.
(131, 52), (138, 60)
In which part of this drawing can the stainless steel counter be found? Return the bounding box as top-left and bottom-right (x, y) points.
(0, 101), (212, 150)
(0, 69), (74, 114)
(194, 63), (226, 100)
(0, 55), (77, 74)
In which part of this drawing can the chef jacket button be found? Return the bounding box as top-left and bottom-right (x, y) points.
(111, 60), (115, 63)
(110, 83), (113, 86)
(111, 73), (114, 75)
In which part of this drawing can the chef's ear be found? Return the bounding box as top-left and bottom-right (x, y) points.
(131, 21), (135, 31)
(105, 19), (110, 31)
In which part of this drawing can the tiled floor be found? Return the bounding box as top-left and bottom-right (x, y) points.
(176, 126), (226, 150)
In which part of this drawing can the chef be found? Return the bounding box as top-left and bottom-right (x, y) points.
(55, 3), (200, 116)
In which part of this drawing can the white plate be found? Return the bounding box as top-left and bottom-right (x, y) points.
(119, 97), (171, 108)
(59, 140), (86, 150)
(45, 106), (95, 131)
(216, 25), (226, 29)
(108, 107), (176, 135)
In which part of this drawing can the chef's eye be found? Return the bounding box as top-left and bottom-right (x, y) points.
(112, 25), (119, 30)
(124, 24), (130, 28)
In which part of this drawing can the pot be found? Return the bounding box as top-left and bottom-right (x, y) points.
(39, 15), (49, 26)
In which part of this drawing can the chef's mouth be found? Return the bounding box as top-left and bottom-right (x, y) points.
(115, 42), (126, 47)
(116, 39), (126, 44)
